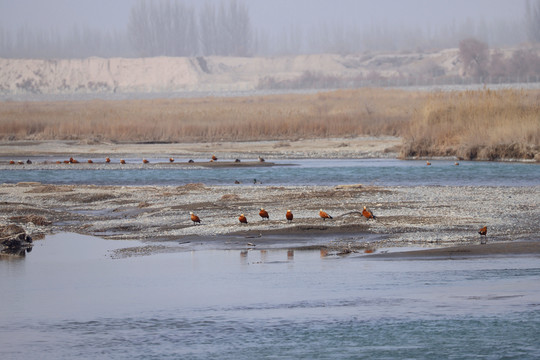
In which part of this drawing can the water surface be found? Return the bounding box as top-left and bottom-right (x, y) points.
(1, 233), (539, 359)
(2, 158), (539, 186)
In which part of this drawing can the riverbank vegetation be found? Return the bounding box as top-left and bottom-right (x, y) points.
(400, 89), (540, 161)
(0, 88), (538, 161)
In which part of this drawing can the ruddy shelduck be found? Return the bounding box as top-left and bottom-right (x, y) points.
(169, 158), (174, 163)
(259, 208), (269, 220)
(106, 157), (111, 163)
(143, 159), (149, 164)
(286, 210), (293, 223)
(120, 159), (126, 164)
(190, 211), (201, 224)
(212, 155), (218, 161)
(239, 214), (248, 224)
(479, 226), (487, 244)
(319, 209), (333, 220)
(362, 206), (376, 220)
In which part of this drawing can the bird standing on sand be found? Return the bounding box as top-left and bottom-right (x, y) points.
(258, 156), (265, 162)
(286, 210), (293, 223)
(120, 159), (126, 164)
(212, 155), (218, 161)
(259, 208), (269, 220)
(190, 211), (201, 224)
(239, 214), (248, 224)
(143, 159), (149, 164)
(169, 158), (175, 163)
(479, 226), (487, 244)
(106, 157), (111, 163)
(87, 159), (93, 163)
(362, 206), (376, 220)
(319, 209), (333, 220)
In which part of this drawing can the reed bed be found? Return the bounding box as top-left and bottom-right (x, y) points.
(400, 89), (540, 160)
(1, 88), (538, 160)
(0, 89), (417, 142)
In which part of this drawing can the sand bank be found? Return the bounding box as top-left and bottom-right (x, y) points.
(1, 181), (538, 257)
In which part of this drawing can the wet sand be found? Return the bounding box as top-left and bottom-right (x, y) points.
(369, 241), (540, 259)
(0, 137), (401, 161)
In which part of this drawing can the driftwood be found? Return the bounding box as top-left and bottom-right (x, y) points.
(0, 224), (33, 256)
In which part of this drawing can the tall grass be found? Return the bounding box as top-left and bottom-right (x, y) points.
(0, 89), (417, 142)
(1, 88), (538, 160)
(400, 89), (540, 160)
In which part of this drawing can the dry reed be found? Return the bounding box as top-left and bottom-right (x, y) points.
(0, 89), (417, 142)
(1, 88), (539, 160)
(400, 89), (540, 160)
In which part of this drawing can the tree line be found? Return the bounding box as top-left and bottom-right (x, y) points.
(0, 0), (539, 59)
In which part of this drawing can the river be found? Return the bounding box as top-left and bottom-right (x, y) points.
(1, 233), (539, 359)
(1, 159), (539, 186)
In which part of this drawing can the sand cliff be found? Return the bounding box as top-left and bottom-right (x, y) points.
(0, 50), (464, 97)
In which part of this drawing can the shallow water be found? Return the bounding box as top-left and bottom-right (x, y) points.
(1, 233), (539, 359)
(1, 158), (539, 186)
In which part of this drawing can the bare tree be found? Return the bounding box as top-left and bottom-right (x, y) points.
(526, 0), (540, 43)
(128, 0), (197, 57)
(459, 38), (489, 79)
(198, 0), (253, 57)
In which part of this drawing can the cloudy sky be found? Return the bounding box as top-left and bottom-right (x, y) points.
(0, 0), (527, 34)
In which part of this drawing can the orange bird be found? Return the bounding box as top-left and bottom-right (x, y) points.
(9, 160), (15, 165)
(426, 161), (431, 166)
(362, 206), (376, 220)
(212, 155), (218, 161)
(239, 214), (248, 224)
(259, 208), (269, 220)
(143, 159), (149, 164)
(479, 226), (487, 244)
(286, 210), (293, 223)
(120, 159), (126, 164)
(106, 157), (111, 163)
(169, 158), (174, 163)
(319, 209), (333, 220)
(190, 211), (201, 224)
(87, 159), (93, 164)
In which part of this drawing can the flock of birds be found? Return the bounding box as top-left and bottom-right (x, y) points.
(190, 206), (488, 243)
(8, 154), (264, 165)
(190, 206), (376, 225)
(8, 155), (487, 243)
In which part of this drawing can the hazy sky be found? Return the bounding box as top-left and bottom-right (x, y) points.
(0, 0), (527, 34)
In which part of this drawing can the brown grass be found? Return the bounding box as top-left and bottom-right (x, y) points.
(1, 88), (539, 160)
(0, 89), (418, 142)
(400, 89), (540, 160)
